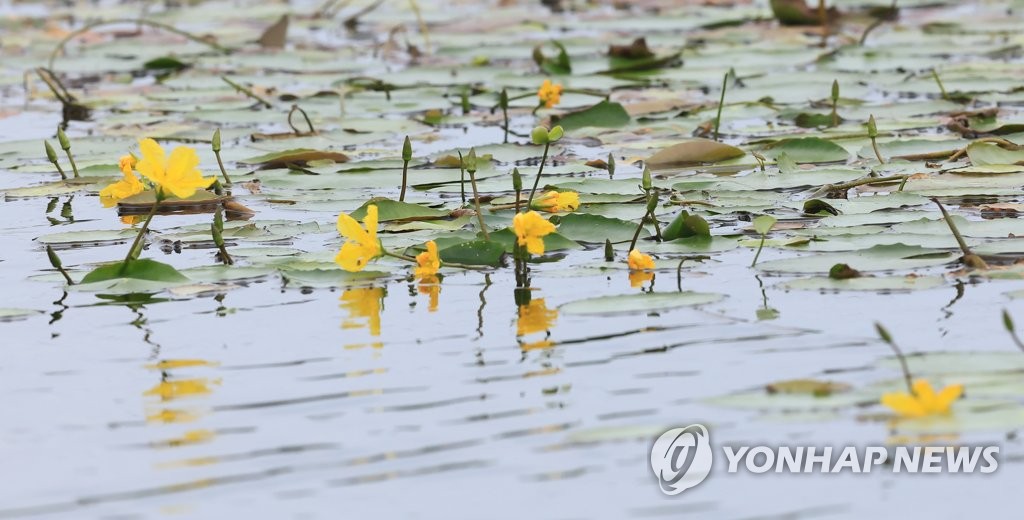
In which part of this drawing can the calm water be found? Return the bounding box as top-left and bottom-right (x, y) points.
(2, 0), (1024, 518)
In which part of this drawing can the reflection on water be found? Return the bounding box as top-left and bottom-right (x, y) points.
(629, 270), (654, 289)
(417, 276), (441, 312)
(340, 287), (384, 349)
(517, 297), (557, 351)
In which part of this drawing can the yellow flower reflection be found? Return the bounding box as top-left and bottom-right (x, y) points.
(415, 240), (440, 278)
(144, 378), (219, 401)
(135, 138), (215, 199)
(341, 287), (383, 338)
(629, 270), (654, 288)
(881, 379), (964, 418)
(99, 155), (144, 207)
(531, 190), (580, 213)
(537, 79), (563, 108)
(146, 409), (198, 424)
(336, 205), (383, 272)
(517, 298), (558, 336)
(418, 275), (441, 312)
(513, 211), (556, 255)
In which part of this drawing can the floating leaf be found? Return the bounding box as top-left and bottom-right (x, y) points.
(752, 215), (777, 235)
(555, 213), (648, 243)
(350, 198), (449, 222)
(662, 211), (711, 240)
(438, 240), (506, 266)
(80, 259), (189, 284)
(560, 292), (724, 315)
(764, 137), (849, 164)
(238, 149), (349, 168)
(554, 101), (630, 131)
(646, 139), (744, 169)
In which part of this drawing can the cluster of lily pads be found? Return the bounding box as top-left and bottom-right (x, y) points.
(5, 0), (1024, 433)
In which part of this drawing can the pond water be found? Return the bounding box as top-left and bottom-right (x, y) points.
(2, 0), (1024, 518)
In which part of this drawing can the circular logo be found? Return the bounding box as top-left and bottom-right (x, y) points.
(650, 424), (713, 495)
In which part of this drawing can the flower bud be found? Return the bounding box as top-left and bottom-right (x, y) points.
(214, 206), (224, 233)
(604, 239), (613, 262)
(1004, 309), (1015, 333)
(867, 115), (878, 138)
(831, 80), (839, 103)
(46, 245), (62, 269)
(499, 88), (508, 110)
(531, 126), (548, 145)
(547, 125), (564, 142)
(212, 128), (222, 153)
(607, 152), (615, 177)
(641, 166), (652, 191)
(211, 222), (224, 248)
(646, 193), (659, 213)
(44, 140), (59, 163)
(57, 127), (70, 151)
(512, 167), (522, 192)
(464, 147), (478, 173)
(402, 136), (412, 162)
(874, 322), (893, 344)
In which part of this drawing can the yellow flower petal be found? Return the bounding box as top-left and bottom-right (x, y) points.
(628, 249), (655, 270)
(335, 205), (382, 272)
(415, 240), (441, 278)
(881, 392), (928, 418)
(513, 211), (555, 256)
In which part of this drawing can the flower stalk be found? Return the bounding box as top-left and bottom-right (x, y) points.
(56, 127), (79, 178)
(44, 140), (67, 180)
(212, 129), (232, 185)
(400, 136), (412, 202)
(46, 245), (74, 285)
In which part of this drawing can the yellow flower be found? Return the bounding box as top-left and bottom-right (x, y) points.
(340, 287), (383, 337)
(135, 138), (214, 199)
(99, 154), (144, 207)
(517, 298), (558, 336)
(418, 275), (441, 312)
(531, 190), (580, 213)
(415, 240), (441, 278)
(629, 270), (654, 288)
(628, 249), (655, 270)
(881, 379), (964, 418)
(335, 205), (382, 272)
(537, 79), (563, 108)
(513, 211), (556, 255)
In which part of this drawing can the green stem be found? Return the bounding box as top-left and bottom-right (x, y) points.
(222, 76), (273, 109)
(64, 149), (80, 178)
(932, 69), (949, 101)
(811, 174), (909, 198)
(871, 136), (885, 164)
(50, 159), (68, 181)
(288, 105), (316, 134)
(214, 150), (233, 185)
(525, 142), (550, 209)
(713, 71), (729, 141)
(120, 197), (161, 271)
(49, 18), (231, 70)
(751, 234), (766, 267)
(628, 214), (646, 252)
(467, 169), (489, 240)
(458, 151), (466, 205)
(399, 158), (410, 202)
